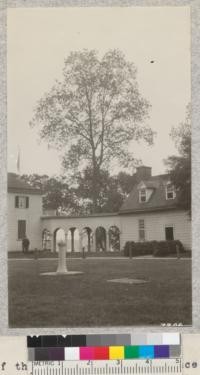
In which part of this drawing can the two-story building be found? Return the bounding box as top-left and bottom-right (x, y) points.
(119, 166), (191, 249)
(8, 173), (43, 251)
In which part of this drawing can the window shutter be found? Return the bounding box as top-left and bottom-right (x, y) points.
(15, 196), (19, 208)
(26, 197), (29, 208)
(139, 219), (145, 241)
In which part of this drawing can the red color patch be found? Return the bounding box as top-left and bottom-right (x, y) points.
(94, 346), (109, 360)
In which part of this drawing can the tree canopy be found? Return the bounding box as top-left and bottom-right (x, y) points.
(165, 104), (191, 214)
(74, 167), (136, 214)
(30, 49), (153, 211)
(21, 174), (77, 214)
(22, 170), (136, 215)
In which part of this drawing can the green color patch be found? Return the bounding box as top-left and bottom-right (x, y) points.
(125, 346), (139, 358)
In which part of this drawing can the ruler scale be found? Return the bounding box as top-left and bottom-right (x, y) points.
(28, 359), (183, 375)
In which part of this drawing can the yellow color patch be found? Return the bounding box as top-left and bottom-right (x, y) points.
(109, 346), (124, 360)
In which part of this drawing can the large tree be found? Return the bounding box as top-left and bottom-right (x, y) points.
(74, 167), (138, 214)
(165, 104), (191, 214)
(31, 49), (153, 212)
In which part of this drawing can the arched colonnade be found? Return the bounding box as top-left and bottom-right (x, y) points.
(42, 225), (121, 253)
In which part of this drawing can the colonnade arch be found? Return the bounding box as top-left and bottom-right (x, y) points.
(67, 227), (79, 252)
(108, 225), (120, 251)
(53, 228), (65, 252)
(80, 227), (93, 252)
(42, 229), (51, 250)
(42, 216), (121, 253)
(95, 226), (107, 252)
(51, 225), (121, 253)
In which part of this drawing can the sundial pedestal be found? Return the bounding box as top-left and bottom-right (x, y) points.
(56, 243), (68, 274)
(40, 241), (83, 276)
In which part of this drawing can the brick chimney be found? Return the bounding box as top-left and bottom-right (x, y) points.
(136, 166), (152, 181)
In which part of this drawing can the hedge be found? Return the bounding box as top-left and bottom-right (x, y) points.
(123, 240), (185, 257)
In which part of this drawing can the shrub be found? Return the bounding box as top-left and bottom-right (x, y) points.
(153, 240), (185, 257)
(123, 240), (185, 257)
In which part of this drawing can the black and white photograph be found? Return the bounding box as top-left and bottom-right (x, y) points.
(7, 7), (191, 328)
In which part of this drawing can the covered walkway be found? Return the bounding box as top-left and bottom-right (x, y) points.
(41, 213), (121, 253)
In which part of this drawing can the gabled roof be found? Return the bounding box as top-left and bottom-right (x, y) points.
(7, 173), (42, 195)
(119, 174), (180, 214)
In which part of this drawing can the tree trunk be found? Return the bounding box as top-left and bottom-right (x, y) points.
(91, 165), (100, 213)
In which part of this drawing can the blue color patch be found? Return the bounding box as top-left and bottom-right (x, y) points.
(139, 345), (154, 359)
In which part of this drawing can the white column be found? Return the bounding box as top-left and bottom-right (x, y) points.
(49, 233), (53, 252)
(79, 233), (82, 253)
(71, 228), (75, 253)
(65, 231), (68, 252)
(87, 230), (91, 252)
(91, 231), (96, 252)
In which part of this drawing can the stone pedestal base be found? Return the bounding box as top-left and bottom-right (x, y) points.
(40, 242), (83, 276)
(40, 271), (83, 276)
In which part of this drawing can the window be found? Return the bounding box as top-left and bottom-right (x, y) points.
(15, 196), (29, 209)
(18, 220), (26, 240)
(165, 226), (174, 241)
(139, 219), (145, 241)
(139, 188), (146, 203)
(166, 184), (176, 200)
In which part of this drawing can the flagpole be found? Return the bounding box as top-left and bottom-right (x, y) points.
(17, 146), (21, 175)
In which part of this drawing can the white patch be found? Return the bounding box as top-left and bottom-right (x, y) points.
(107, 278), (148, 284)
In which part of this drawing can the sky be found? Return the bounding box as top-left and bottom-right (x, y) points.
(7, 7), (191, 177)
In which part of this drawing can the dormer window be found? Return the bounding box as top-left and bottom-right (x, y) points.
(139, 188), (147, 203)
(166, 184), (176, 200)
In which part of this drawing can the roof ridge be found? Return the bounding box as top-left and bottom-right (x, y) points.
(119, 172), (179, 212)
(148, 173), (169, 179)
(7, 173), (42, 194)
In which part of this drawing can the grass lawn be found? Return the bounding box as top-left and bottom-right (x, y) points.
(8, 258), (192, 327)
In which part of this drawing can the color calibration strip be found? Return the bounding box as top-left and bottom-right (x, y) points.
(28, 344), (181, 361)
(27, 334), (180, 361)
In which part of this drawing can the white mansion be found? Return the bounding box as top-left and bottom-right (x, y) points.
(7, 166), (191, 252)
